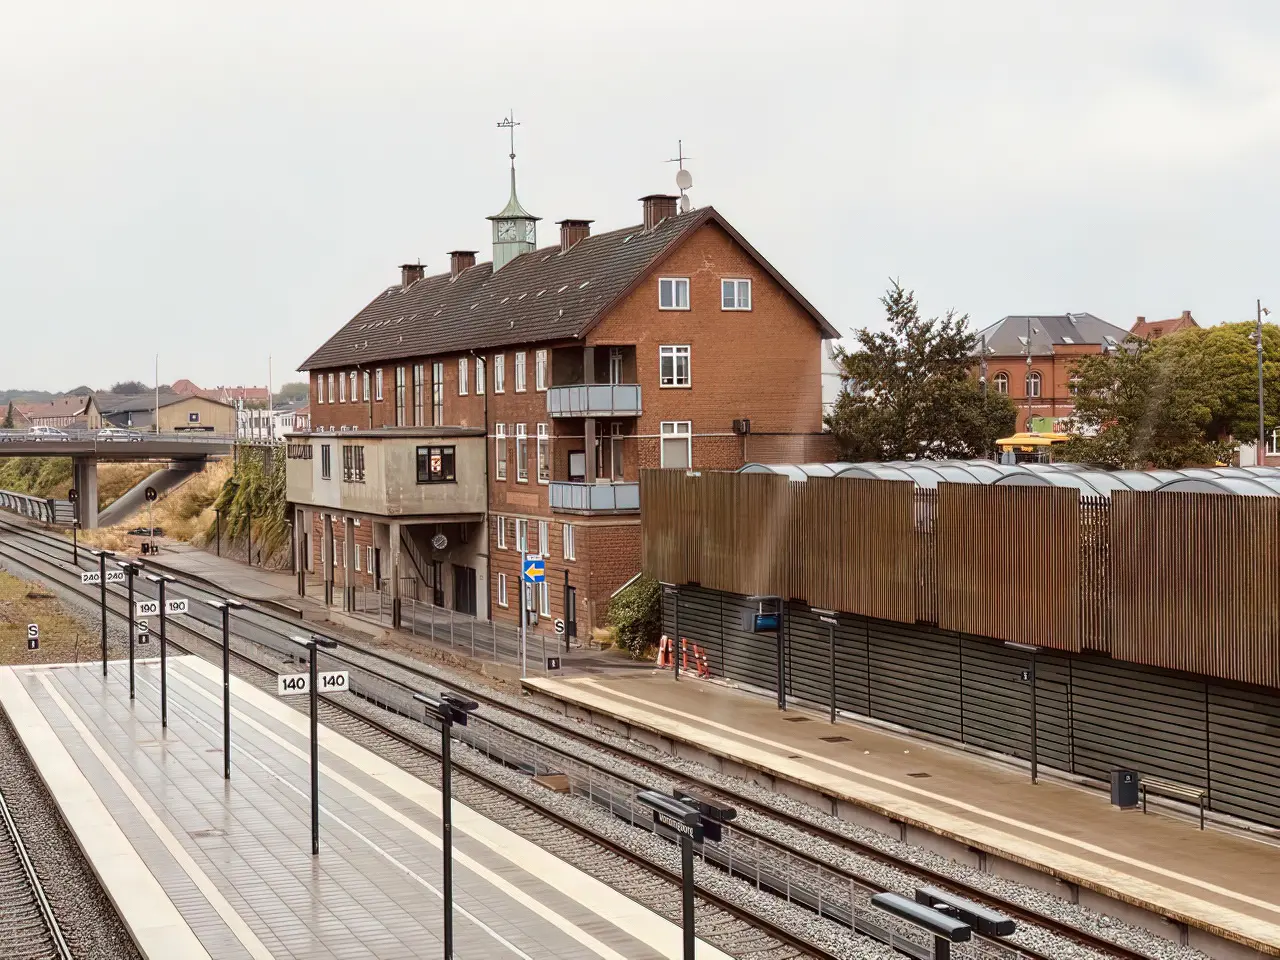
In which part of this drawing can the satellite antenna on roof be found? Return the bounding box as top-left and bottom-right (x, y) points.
(667, 140), (693, 213)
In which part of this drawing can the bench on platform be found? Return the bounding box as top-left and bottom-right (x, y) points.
(1140, 776), (1207, 830)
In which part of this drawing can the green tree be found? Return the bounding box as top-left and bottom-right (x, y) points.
(274, 381), (309, 403)
(2, 403), (12, 429)
(607, 575), (662, 658)
(110, 380), (149, 395)
(1059, 340), (1232, 469)
(825, 282), (1017, 460)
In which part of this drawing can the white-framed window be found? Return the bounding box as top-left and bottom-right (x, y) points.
(530, 519), (538, 555)
(516, 423), (528, 482)
(1026, 371), (1042, 399)
(536, 423), (549, 483)
(349, 371), (357, 401)
(516, 518), (528, 553)
(458, 358), (468, 396)
(476, 357), (485, 395)
(659, 277), (690, 310)
(316, 374), (325, 404)
(376, 368), (384, 401)
(412, 364), (425, 425)
(330, 373), (338, 403)
(366, 545), (372, 575)
(355, 546), (361, 571)
(432, 361), (444, 425)
(721, 278), (752, 310)
(494, 354), (505, 393)
(497, 573), (508, 607)
(993, 372), (1009, 395)
(394, 367), (406, 426)
(1270, 429), (1280, 456)
(538, 580), (550, 617)
(660, 420), (692, 469)
(339, 373), (346, 403)
(535, 349), (548, 391)
(562, 522), (575, 561)
(609, 347), (623, 384)
(495, 423), (507, 481)
(539, 520), (549, 558)
(659, 345), (691, 388)
(496, 515), (507, 549)
(362, 370), (370, 402)
(515, 352), (527, 392)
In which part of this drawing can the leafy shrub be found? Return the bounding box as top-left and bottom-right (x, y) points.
(607, 575), (661, 659)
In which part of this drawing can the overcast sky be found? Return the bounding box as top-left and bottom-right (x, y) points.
(3, 1), (1279, 392)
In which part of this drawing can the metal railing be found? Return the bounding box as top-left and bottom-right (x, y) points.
(354, 586), (563, 675)
(0, 428), (238, 444)
(0, 490), (75, 525)
(546, 383), (642, 418)
(549, 480), (640, 512)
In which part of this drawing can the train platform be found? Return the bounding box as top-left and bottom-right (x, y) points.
(0, 656), (733, 960)
(523, 671), (1280, 959)
(149, 545), (301, 605)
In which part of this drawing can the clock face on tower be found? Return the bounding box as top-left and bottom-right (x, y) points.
(522, 220), (536, 243)
(496, 221), (517, 241)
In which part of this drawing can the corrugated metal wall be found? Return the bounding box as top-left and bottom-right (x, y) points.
(662, 584), (1280, 828)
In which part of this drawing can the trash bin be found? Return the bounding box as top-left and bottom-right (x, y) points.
(1111, 769), (1138, 809)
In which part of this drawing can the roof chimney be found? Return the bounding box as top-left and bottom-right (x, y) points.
(1135, 316), (1145, 324)
(400, 263), (425, 287)
(640, 194), (679, 231)
(557, 219), (592, 252)
(448, 250), (477, 278)
(1181, 310), (1192, 320)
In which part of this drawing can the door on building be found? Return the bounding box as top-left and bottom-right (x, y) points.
(565, 584), (577, 639)
(373, 548), (382, 589)
(431, 560), (445, 607)
(453, 565), (477, 616)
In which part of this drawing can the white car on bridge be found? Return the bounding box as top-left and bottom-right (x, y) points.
(27, 426), (69, 441)
(97, 427), (144, 441)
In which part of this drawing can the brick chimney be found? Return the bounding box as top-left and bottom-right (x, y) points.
(1135, 316), (1145, 324)
(1181, 310), (1193, 320)
(557, 219), (592, 252)
(448, 250), (477, 278)
(400, 263), (425, 287)
(640, 195), (679, 231)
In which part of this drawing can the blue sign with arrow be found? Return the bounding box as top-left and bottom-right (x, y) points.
(522, 554), (545, 583)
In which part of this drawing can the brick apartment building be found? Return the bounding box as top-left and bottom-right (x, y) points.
(286, 168), (837, 638)
(974, 312), (1131, 430)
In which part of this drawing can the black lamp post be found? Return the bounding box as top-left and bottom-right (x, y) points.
(117, 560), (142, 700)
(90, 549), (115, 677)
(290, 634), (338, 856)
(414, 691), (479, 960)
(204, 597), (244, 779)
(747, 594), (786, 710)
(662, 583), (680, 681)
(145, 572), (178, 728)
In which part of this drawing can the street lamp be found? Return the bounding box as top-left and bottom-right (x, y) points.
(1004, 641), (1040, 783)
(414, 691), (478, 960)
(661, 583), (680, 681)
(204, 597), (244, 779)
(289, 634), (339, 856)
(144, 572), (177, 728)
(1256, 301), (1271, 459)
(117, 560), (142, 700)
(89, 549), (115, 676)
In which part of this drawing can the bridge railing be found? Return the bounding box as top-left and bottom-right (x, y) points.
(0, 490), (75, 525)
(0, 428), (239, 444)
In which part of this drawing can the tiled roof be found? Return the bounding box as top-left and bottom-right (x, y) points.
(300, 206), (836, 371)
(13, 395), (93, 419)
(1131, 312), (1198, 339)
(974, 313), (1131, 357)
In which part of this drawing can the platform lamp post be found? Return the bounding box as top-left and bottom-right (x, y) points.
(413, 691), (479, 960)
(90, 549), (115, 677)
(68, 487), (79, 563)
(145, 572), (177, 728)
(289, 634), (338, 855)
(204, 597), (244, 779)
(117, 560), (142, 700)
(1004, 641), (1040, 784)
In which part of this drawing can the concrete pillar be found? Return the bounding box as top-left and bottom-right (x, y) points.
(584, 417), (597, 483)
(295, 506), (306, 597)
(72, 458), (99, 529)
(323, 513), (335, 606)
(343, 516), (356, 612)
(389, 520), (402, 628)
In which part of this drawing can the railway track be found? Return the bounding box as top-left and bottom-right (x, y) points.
(0, 783), (74, 960)
(0, 517), (1158, 960)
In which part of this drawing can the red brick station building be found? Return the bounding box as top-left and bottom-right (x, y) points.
(286, 164), (836, 638)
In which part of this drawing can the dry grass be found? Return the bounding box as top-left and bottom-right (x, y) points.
(97, 462), (158, 509)
(0, 570), (99, 665)
(72, 458), (232, 554)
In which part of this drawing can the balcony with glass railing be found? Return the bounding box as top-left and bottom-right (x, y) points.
(546, 383), (642, 418)
(548, 480), (640, 514)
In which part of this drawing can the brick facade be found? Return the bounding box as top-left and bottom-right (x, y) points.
(299, 206), (831, 636)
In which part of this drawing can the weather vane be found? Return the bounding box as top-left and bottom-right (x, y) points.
(497, 110), (520, 168)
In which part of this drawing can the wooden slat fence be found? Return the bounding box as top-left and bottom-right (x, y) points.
(1079, 496), (1111, 653)
(937, 484), (1081, 652)
(1111, 491), (1280, 687)
(915, 490), (939, 624)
